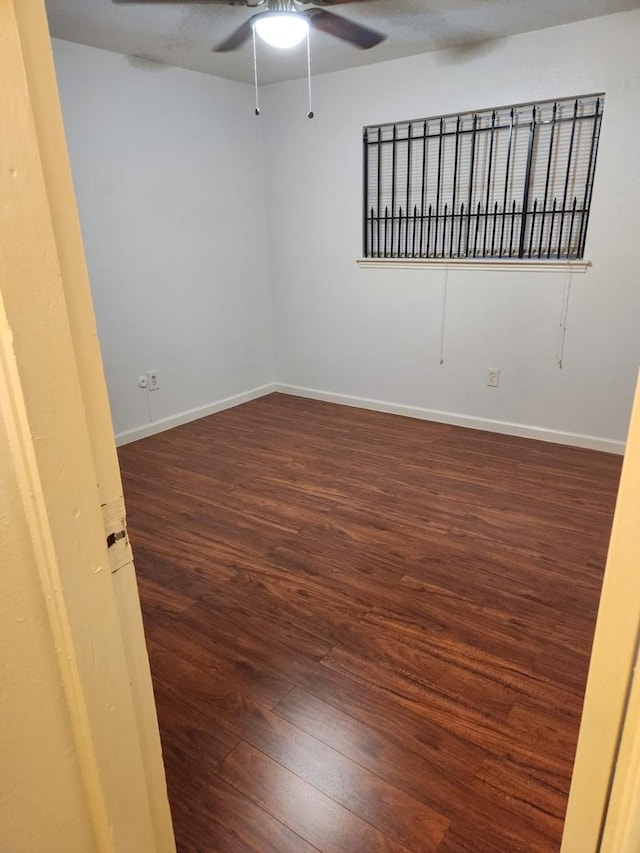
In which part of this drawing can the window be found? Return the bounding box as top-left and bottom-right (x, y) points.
(363, 94), (604, 261)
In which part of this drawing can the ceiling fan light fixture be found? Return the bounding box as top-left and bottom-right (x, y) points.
(253, 12), (309, 50)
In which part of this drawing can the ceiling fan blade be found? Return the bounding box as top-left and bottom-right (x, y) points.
(213, 18), (254, 52)
(113, 1), (249, 4)
(305, 8), (386, 49)
(113, 1), (253, 5)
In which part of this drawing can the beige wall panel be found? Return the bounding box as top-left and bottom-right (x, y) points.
(0, 413), (95, 853)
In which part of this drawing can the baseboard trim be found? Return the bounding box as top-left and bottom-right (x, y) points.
(115, 383), (276, 446)
(114, 381), (625, 454)
(275, 384), (625, 455)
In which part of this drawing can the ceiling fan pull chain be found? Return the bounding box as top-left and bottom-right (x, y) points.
(252, 27), (260, 116)
(306, 29), (314, 119)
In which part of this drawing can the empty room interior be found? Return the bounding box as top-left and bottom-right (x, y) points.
(6, 0), (640, 850)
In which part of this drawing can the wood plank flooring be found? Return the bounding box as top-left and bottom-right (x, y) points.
(118, 393), (622, 852)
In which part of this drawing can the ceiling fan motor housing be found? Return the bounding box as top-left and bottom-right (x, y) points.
(265, 0), (298, 11)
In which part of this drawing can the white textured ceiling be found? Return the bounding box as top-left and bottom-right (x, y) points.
(45, 0), (640, 85)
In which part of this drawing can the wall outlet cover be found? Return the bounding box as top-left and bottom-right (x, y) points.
(147, 370), (160, 391)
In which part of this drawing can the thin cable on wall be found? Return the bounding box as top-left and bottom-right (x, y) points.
(145, 382), (153, 424)
(439, 265), (448, 365)
(556, 266), (573, 368)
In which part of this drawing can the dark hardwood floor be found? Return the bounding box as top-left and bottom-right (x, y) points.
(118, 393), (622, 852)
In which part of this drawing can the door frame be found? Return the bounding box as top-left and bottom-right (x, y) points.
(0, 1), (174, 849)
(562, 371), (640, 851)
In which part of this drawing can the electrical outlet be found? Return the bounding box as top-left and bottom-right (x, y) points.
(147, 370), (160, 391)
(487, 368), (500, 388)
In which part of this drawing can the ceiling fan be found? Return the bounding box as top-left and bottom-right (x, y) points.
(112, 0), (387, 53)
(113, 0), (385, 117)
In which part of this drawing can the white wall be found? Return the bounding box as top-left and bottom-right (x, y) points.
(53, 12), (640, 449)
(52, 39), (275, 439)
(261, 10), (640, 448)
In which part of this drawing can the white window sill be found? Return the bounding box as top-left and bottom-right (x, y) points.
(356, 258), (591, 273)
